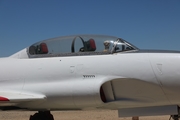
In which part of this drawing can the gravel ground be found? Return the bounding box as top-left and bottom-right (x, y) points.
(0, 110), (171, 120)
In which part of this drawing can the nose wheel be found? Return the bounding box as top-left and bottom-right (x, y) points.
(29, 111), (54, 120)
(170, 115), (180, 120)
(170, 106), (180, 120)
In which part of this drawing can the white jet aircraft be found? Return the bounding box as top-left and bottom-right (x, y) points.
(0, 34), (180, 120)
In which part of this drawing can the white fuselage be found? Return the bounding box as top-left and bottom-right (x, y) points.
(0, 52), (180, 110)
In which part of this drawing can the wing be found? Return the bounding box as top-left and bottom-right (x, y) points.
(0, 91), (46, 109)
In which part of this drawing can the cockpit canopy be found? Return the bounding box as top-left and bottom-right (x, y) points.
(28, 35), (138, 58)
(10, 35), (139, 59)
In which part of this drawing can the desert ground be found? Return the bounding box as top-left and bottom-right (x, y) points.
(0, 110), (170, 120)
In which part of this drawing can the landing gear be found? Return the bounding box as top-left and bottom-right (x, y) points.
(29, 111), (54, 120)
(169, 106), (180, 120)
(170, 115), (180, 120)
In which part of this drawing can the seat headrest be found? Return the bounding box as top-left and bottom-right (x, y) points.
(40, 43), (48, 54)
(86, 39), (96, 51)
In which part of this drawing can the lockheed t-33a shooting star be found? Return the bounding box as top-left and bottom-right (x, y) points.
(0, 34), (180, 120)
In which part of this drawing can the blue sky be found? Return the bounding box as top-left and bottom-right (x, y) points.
(0, 0), (180, 57)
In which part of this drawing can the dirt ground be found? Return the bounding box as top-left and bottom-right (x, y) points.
(0, 110), (170, 120)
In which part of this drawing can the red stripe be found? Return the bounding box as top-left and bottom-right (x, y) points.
(0, 97), (9, 101)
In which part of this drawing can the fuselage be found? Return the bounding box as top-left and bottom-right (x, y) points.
(1, 51), (180, 110)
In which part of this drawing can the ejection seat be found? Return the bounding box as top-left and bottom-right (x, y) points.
(79, 39), (96, 52)
(86, 39), (96, 51)
(39, 43), (48, 54)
